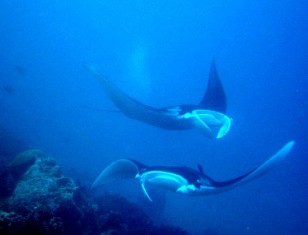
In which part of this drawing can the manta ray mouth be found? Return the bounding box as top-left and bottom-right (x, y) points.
(182, 109), (232, 138)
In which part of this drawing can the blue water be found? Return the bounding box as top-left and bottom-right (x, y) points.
(1, 0), (307, 234)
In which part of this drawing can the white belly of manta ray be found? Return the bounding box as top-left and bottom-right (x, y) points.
(137, 171), (189, 201)
(137, 171), (218, 201)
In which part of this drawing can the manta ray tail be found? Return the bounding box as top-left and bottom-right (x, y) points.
(199, 59), (227, 113)
(91, 159), (139, 188)
(211, 141), (295, 189)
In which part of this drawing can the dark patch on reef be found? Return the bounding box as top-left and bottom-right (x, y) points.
(0, 149), (189, 235)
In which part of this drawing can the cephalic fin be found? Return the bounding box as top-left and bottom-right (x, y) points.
(183, 109), (232, 138)
(141, 182), (153, 202)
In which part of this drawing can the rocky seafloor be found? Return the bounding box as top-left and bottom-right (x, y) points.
(0, 149), (189, 235)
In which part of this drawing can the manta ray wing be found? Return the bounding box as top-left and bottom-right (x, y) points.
(199, 59), (227, 113)
(210, 141), (295, 190)
(85, 65), (159, 118)
(92, 159), (139, 188)
(85, 65), (184, 128)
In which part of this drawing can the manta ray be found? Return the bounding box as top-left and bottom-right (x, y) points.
(85, 60), (232, 139)
(92, 141), (295, 201)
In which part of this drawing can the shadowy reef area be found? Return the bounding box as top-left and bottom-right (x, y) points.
(0, 149), (189, 235)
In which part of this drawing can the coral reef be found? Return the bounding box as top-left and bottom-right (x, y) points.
(0, 149), (189, 235)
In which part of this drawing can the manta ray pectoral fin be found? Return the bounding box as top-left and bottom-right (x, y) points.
(92, 159), (139, 188)
(85, 64), (162, 124)
(199, 59), (227, 113)
(240, 141), (296, 183)
(210, 141), (295, 190)
(183, 110), (232, 138)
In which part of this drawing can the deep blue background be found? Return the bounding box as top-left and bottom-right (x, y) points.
(1, 1), (307, 234)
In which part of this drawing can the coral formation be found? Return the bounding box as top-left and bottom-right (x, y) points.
(0, 149), (189, 235)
